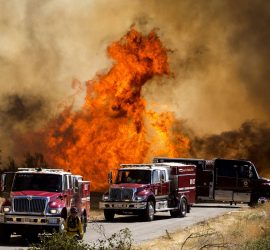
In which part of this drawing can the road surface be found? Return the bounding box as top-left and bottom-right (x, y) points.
(0, 203), (246, 249)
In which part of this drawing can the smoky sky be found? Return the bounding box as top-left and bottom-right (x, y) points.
(190, 120), (270, 176)
(0, 94), (46, 125)
(0, 0), (270, 171)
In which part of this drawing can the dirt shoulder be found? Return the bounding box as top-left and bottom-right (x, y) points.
(136, 203), (270, 250)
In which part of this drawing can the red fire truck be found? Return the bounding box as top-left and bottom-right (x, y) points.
(99, 162), (196, 221)
(154, 157), (270, 206)
(0, 167), (90, 243)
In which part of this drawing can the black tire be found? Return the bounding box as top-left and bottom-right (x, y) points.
(179, 198), (187, 218)
(0, 225), (11, 244)
(142, 201), (155, 221)
(170, 198), (187, 218)
(104, 209), (115, 221)
(61, 209), (68, 220)
(81, 215), (87, 233)
(58, 218), (65, 233)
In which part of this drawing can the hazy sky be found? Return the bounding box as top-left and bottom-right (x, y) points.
(1, 0), (270, 163)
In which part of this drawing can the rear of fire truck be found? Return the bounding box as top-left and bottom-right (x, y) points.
(154, 157), (270, 205)
(0, 168), (90, 243)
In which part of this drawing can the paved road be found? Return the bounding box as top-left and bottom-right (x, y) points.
(0, 203), (247, 249)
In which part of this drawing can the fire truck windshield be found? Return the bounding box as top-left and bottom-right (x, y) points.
(12, 173), (62, 192)
(115, 170), (151, 184)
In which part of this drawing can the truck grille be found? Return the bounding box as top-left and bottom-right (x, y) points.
(13, 197), (47, 213)
(109, 188), (134, 201)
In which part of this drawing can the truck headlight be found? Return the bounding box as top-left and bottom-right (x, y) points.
(134, 195), (145, 201)
(3, 206), (11, 213)
(102, 194), (109, 201)
(49, 208), (61, 214)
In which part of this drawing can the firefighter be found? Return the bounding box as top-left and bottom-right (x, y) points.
(64, 207), (84, 240)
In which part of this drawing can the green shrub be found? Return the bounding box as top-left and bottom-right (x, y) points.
(90, 228), (133, 250)
(28, 228), (133, 250)
(28, 232), (90, 250)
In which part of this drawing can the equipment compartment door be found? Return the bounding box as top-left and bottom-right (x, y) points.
(196, 170), (213, 199)
(215, 163), (237, 190)
(214, 161), (237, 201)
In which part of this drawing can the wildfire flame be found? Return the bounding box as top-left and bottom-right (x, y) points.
(37, 28), (190, 191)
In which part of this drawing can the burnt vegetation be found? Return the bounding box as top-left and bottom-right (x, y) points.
(0, 152), (49, 174)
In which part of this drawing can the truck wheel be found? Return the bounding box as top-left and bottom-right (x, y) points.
(0, 225), (11, 243)
(81, 215), (87, 233)
(179, 198), (187, 218)
(104, 209), (115, 221)
(59, 218), (65, 233)
(142, 201), (155, 221)
(170, 198), (187, 218)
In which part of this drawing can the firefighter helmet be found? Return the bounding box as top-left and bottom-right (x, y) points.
(70, 207), (78, 214)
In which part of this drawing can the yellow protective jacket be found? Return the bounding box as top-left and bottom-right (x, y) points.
(64, 215), (84, 239)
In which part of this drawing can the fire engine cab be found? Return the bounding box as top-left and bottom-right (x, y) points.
(99, 162), (196, 221)
(0, 167), (90, 243)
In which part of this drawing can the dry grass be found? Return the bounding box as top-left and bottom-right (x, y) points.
(90, 192), (104, 221)
(136, 203), (270, 250)
(90, 209), (104, 221)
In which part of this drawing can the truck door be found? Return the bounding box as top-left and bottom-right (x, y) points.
(151, 170), (169, 197)
(236, 164), (254, 191)
(63, 174), (73, 207)
(0, 172), (15, 198)
(160, 170), (170, 195)
(231, 163), (254, 203)
(151, 170), (162, 196)
(214, 159), (255, 202)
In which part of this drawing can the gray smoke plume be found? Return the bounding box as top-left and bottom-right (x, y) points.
(0, 0), (270, 174)
(190, 120), (270, 177)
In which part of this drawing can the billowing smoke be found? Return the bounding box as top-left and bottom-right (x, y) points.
(0, 93), (48, 157)
(190, 120), (270, 176)
(0, 0), (270, 177)
(0, 94), (46, 126)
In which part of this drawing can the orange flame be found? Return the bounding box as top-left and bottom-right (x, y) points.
(33, 28), (190, 191)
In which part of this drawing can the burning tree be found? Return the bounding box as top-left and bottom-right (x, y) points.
(17, 28), (190, 191)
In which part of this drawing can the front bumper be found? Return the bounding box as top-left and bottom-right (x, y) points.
(0, 213), (62, 226)
(99, 201), (147, 210)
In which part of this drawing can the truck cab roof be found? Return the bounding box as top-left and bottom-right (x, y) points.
(16, 168), (73, 176)
(120, 162), (195, 171)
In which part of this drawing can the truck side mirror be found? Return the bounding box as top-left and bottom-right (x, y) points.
(248, 166), (254, 178)
(160, 171), (166, 183)
(108, 171), (112, 184)
(160, 175), (165, 184)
